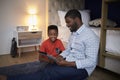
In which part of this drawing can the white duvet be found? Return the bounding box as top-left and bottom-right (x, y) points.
(91, 27), (120, 55)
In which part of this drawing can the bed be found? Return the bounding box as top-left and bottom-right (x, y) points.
(48, 0), (120, 74)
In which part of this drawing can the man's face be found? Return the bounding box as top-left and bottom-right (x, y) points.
(65, 17), (78, 32)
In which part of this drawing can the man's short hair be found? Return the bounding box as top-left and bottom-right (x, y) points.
(65, 9), (81, 20)
(48, 25), (58, 34)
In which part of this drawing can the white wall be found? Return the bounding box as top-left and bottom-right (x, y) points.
(0, 0), (47, 55)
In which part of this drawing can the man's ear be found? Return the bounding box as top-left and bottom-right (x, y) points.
(75, 17), (83, 26)
(75, 17), (80, 22)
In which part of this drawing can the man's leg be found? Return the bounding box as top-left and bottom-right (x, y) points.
(42, 64), (88, 80)
(0, 61), (48, 76)
(7, 70), (43, 80)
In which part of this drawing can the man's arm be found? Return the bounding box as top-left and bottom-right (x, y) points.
(57, 59), (76, 67)
(56, 55), (76, 67)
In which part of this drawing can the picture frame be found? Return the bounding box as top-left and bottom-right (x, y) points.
(16, 26), (29, 31)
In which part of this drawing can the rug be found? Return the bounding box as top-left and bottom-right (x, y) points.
(0, 61), (48, 76)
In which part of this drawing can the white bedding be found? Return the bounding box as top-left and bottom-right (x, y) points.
(91, 27), (120, 54)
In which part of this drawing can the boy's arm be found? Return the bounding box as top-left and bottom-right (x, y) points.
(39, 53), (48, 62)
(39, 43), (51, 63)
(39, 51), (55, 63)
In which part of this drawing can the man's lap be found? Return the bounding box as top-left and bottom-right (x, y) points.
(42, 64), (88, 80)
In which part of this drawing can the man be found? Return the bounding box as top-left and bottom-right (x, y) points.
(41, 9), (100, 80)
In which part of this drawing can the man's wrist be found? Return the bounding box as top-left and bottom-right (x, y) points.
(66, 61), (76, 67)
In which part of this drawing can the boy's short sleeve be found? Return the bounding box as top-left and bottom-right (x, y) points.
(39, 42), (46, 52)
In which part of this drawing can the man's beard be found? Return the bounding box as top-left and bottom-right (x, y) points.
(70, 22), (78, 32)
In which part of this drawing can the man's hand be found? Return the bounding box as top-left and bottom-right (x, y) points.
(56, 55), (76, 67)
(56, 59), (69, 66)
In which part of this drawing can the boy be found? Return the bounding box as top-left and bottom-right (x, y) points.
(39, 25), (65, 63)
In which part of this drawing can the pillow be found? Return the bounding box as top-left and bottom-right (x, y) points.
(58, 26), (71, 43)
(89, 18), (117, 27)
(58, 10), (90, 27)
(79, 10), (90, 26)
(58, 10), (66, 27)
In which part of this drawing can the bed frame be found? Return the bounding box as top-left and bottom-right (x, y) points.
(99, 0), (120, 67)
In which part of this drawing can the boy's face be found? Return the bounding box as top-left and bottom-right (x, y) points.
(48, 29), (58, 42)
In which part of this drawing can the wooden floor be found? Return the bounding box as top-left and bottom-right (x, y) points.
(0, 51), (120, 80)
(0, 51), (39, 67)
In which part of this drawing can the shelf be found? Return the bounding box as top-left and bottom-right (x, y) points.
(105, 0), (120, 3)
(18, 31), (42, 40)
(18, 43), (40, 48)
(17, 30), (40, 33)
(18, 39), (41, 47)
(103, 52), (120, 60)
(14, 30), (42, 57)
(105, 27), (120, 30)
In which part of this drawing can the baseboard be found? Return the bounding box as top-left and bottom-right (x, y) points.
(0, 53), (9, 55)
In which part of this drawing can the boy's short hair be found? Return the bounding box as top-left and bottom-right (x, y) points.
(48, 25), (58, 34)
(65, 9), (81, 20)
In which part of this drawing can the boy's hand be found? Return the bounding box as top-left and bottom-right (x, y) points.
(48, 59), (54, 64)
(56, 55), (64, 61)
